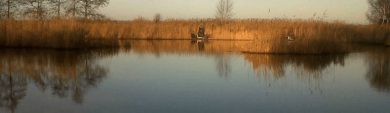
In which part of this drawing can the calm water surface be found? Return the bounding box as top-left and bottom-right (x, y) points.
(0, 41), (389, 113)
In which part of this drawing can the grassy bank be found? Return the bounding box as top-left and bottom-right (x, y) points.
(0, 19), (389, 53)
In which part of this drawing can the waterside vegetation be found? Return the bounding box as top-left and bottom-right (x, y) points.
(0, 0), (389, 53)
(0, 19), (389, 53)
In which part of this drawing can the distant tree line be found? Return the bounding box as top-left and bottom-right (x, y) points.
(0, 0), (109, 20)
(0, 0), (384, 25)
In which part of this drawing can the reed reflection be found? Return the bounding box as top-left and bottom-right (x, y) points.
(365, 48), (390, 92)
(124, 40), (250, 55)
(127, 40), (237, 78)
(244, 54), (346, 79)
(126, 40), (348, 80)
(191, 40), (208, 51)
(0, 49), (116, 112)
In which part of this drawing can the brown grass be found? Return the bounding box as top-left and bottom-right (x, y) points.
(0, 19), (389, 53)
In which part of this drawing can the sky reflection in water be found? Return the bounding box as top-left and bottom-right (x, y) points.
(0, 41), (389, 113)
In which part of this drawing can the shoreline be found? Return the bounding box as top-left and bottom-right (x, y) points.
(1, 19), (389, 54)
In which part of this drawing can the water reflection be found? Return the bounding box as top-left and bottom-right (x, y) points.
(127, 40), (238, 78)
(0, 49), (114, 112)
(244, 54), (346, 78)
(124, 40), (251, 55)
(191, 40), (207, 51)
(127, 40), (350, 80)
(0, 72), (27, 113)
(0, 41), (389, 113)
(215, 54), (231, 78)
(365, 48), (390, 92)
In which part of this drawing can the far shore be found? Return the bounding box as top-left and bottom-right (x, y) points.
(0, 19), (389, 54)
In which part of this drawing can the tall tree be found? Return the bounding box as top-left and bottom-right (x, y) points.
(65, 0), (109, 19)
(23, 0), (51, 20)
(367, 0), (390, 24)
(65, 0), (80, 18)
(49, 0), (66, 18)
(0, 1), (4, 19)
(215, 0), (234, 21)
(153, 13), (161, 23)
(0, 0), (21, 19)
(80, 0), (109, 19)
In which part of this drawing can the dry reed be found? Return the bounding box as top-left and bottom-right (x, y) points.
(0, 19), (389, 53)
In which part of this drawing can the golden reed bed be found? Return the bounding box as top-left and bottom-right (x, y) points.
(0, 19), (389, 53)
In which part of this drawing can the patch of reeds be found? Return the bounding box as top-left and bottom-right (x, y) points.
(0, 19), (120, 49)
(0, 19), (389, 53)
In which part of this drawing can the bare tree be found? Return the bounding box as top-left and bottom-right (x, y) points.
(0, 0), (21, 19)
(0, 0), (109, 20)
(23, 0), (51, 20)
(65, 0), (79, 17)
(154, 13), (161, 23)
(215, 0), (234, 21)
(0, 1), (4, 19)
(367, 0), (390, 24)
(65, 0), (109, 19)
(49, 0), (66, 18)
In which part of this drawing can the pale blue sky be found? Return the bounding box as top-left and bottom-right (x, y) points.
(101, 0), (369, 24)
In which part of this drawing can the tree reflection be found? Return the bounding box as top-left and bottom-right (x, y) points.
(365, 48), (390, 92)
(215, 54), (231, 78)
(0, 49), (114, 111)
(0, 63), (27, 113)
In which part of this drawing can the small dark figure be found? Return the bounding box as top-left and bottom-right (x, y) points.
(198, 26), (205, 37)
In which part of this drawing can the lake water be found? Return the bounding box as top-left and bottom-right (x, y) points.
(0, 40), (389, 113)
